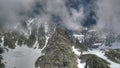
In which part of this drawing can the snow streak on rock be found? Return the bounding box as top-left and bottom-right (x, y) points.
(0, 36), (4, 47)
(41, 36), (49, 52)
(72, 46), (85, 68)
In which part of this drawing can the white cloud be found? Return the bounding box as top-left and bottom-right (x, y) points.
(96, 0), (120, 34)
(0, 0), (84, 31)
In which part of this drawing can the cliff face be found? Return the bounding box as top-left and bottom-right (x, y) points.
(35, 26), (78, 68)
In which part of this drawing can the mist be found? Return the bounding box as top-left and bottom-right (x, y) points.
(96, 0), (120, 34)
(0, 0), (85, 31)
(0, 0), (35, 27)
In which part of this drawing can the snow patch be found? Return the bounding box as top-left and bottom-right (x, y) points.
(77, 58), (86, 68)
(73, 34), (84, 43)
(72, 46), (81, 56)
(1, 43), (42, 68)
(98, 42), (120, 50)
(93, 43), (102, 46)
(72, 46), (85, 68)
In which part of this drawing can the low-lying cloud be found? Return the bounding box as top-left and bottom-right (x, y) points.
(0, 0), (84, 31)
(96, 0), (120, 34)
(0, 0), (35, 27)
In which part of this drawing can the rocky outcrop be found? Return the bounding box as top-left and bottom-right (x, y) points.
(35, 25), (78, 68)
(105, 49), (120, 64)
(79, 54), (110, 68)
(0, 55), (5, 68)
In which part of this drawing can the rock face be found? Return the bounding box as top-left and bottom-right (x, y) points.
(0, 47), (5, 68)
(80, 54), (110, 68)
(35, 25), (78, 68)
(105, 49), (120, 64)
(0, 55), (5, 68)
